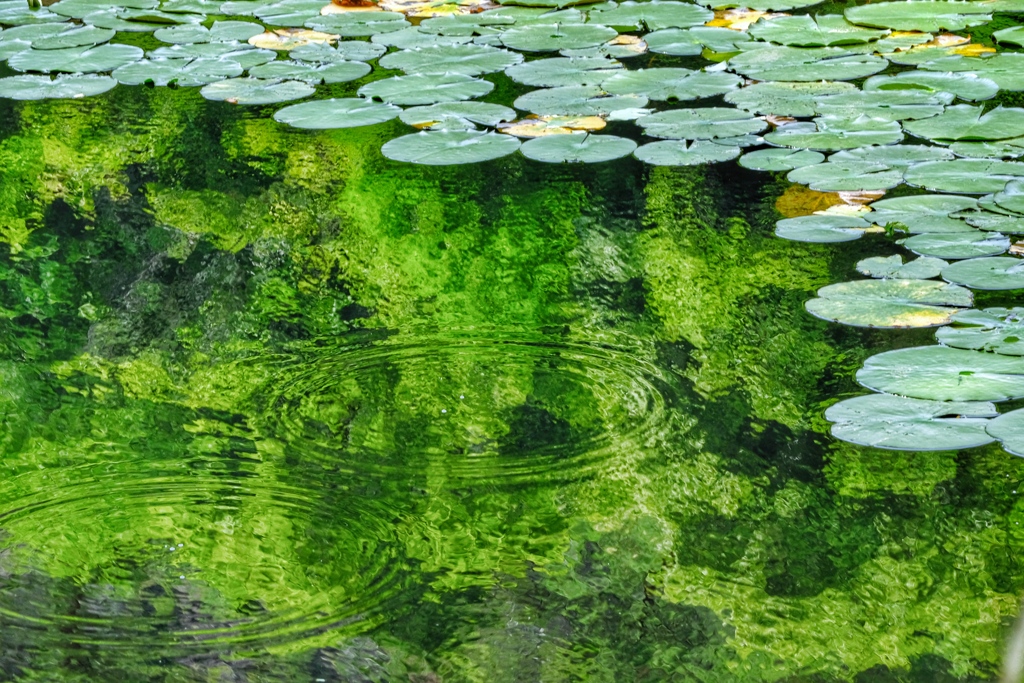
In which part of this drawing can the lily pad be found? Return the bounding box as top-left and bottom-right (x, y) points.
(154, 20), (264, 43)
(900, 231), (1010, 259)
(504, 55), (621, 87)
(358, 73), (492, 105)
(949, 138), (1024, 159)
(633, 139), (739, 166)
(993, 25), (1024, 46)
(637, 107), (765, 140)
(749, 14), (889, 47)
(805, 278), (971, 328)
(644, 26), (749, 55)
(289, 40), (386, 62)
(830, 145), (955, 168)
(200, 76), (315, 104)
(865, 194), (977, 233)
(0, 2), (64, 25)
(378, 44), (522, 75)
(904, 105), (1024, 144)
(560, 34), (648, 58)
(248, 28), (338, 50)
(813, 89), (950, 122)
(601, 68), (740, 102)
(765, 116), (903, 151)
(307, 11), (409, 37)
(863, 71), (999, 102)
(726, 46), (889, 81)
(858, 345), (1024, 402)
(500, 23), (617, 52)
(29, 25), (115, 49)
(844, 1), (992, 32)
(993, 179), (1024, 214)
(381, 130), (521, 164)
(825, 393), (996, 451)
(941, 256), (1024, 289)
(113, 57), (244, 86)
(698, 0), (825, 10)
(786, 160), (904, 192)
(519, 132), (636, 162)
(857, 254), (949, 279)
(959, 210), (1024, 232)
(920, 54), (1024, 92)
(83, 8), (202, 32)
(498, 114), (606, 136)
(986, 408), (1024, 456)
(273, 97), (400, 128)
(250, 59), (371, 82)
(0, 73), (116, 98)
(904, 159), (1024, 194)
(513, 84), (647, 116)
(774, 214), (875, 242)
(738, 148), (824, 171)
(8, 43), (143, 73)
(937, 307), (1024, 355)
(586, 1), (712, 30)
(400, 101), (517, 128)
(724, 80), (856, 117)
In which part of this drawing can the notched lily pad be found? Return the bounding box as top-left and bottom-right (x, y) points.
(381, 130), (521, 164)
(0, 73), (116, 98)
(858, 345), (1024, 402)
(774, 214), (876, 242)
(937, 307), (1024, 356)
(633, 139), (739, 166)
(600, 67), (740, 102)
(857, 254), (949, 279)
(986, 408), (1024, 456)
(725, 80), (855, 117)
(519, 132), (636, 162)
(402, 101), (516, 129)
(738, 148), (824, 171)
(504, 55), (621, 87)
(8, 43), (143, 73)
(500, 23), (617, 52)
(637, 107), (765, 140)
(274, 96), (401, 128)
(941, 256), (1024, 289)
(358, 73), (492, 105)
(787, 160), (903, 192)
(200, 76), (315, 104)
(748, 14), (889, 47)
(805, 278), (971, 328)
(863, 70), (999, 102)
(900, 231), (1010, 259)
(586, 1), (713, 30)
(766, 115), (903, 151)
(844, 1), (992, 32)
(726, 45), (889, 81)
(513, 84), (647, 116)
(866, 194), (977, 233)
(904, 159), (1024, 194)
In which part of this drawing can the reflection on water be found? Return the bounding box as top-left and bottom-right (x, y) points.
(0, 86), (1022, 681)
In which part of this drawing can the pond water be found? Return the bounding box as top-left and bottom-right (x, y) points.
(4, 4), (1024, 681)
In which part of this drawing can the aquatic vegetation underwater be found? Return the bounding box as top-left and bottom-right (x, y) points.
(7, 0), (1024, 679)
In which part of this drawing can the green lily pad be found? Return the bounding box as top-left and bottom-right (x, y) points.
(805, 278), (971, 328)
(636, 107), (765, 140)
(248, 59), (370, 83)
(774, 214), (875, 242)
(113, 57), (244, 86)
(858, 345), (1024, 402)
(749, 14), (889, 47)
(560, 38), (649, 59)
(786, 160), (904, 192)
(200, 77), (315, 104)
(865, 194), (976, 233)
(400, 101), (516, 128)
(359, 73), (492, 105)
(289, 40), (386, 62)
(153, 20), (264, 43)
(381, 130), (521, 165)
(726, 46), (888, 81)
(500, 23), (617, 52)
(844, 1), (992, 31)
(83, 8), (202, 31)
(863, 71), (999, 102)
(937, 308), (1024, 355)
(904, 105), (1024, 144)
(0, 72), (115, 98)
(644, 26), (749, 55)
(0, 1), (64, 25)
(586, 1), (712, 30)
(900, 231), (1010, 259)
(601, 68), (740, 102)
(959, 210), (1024, 232)
(738, 148), (824, 171)
(765, 115), (903, 151)
(696, 0), (825, 9)
(308, 12), (409, 37)
(830, 146), (955, 170)
(513, 84), (647, 116)
(941, 256), (1024, 289)
(29, 25), (115, 49)
(825, 393), (996, 451)
(8, 43), (142, 72)
(370, 27), (472, 49)
(724, 80), (855, 117)
(857, 254), (949, 279)
(273, 97), (400, 129)
(993, 25), (1024, 46)
(50, 0), (157, 20)
(504, 56), (621, 87)
(904, 159), (1024, 194)
(254, 0), (325, 27)
(949, 138), (1024, 159)
(813, 89), (950, 122)
(378, 44), (522, 76)
(920, 54), (1024, 92)
(633, 139), (739, 166)
(986, 408), (1024, 456)
(419, 14), (515, 36)
(993, 179), (1024, 214)
(519, 132), (637, 162)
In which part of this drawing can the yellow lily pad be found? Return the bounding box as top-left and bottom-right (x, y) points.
(498, 115), (607, 137)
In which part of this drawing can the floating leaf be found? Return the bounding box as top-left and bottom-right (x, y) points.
(993, 179), (1024, 214)
(248, 59), (370, 82)
(813, 89), (949, 122)
(633, 139), (739, 165)
(560, 34), (648, 58)
(919, 54), (1024, 92)
(830, 145), (954, 168)
(0, 2), (64, 25)
(401, 101), (516, 129)
(857, 254), (949, 279)
(379, 0), (497, 18)
(900, 231), (1010, 259)
(513, 84), (647, 116)
(29, 25), (115, 49)
(941, 256), (1024, 289)
(959, 210), (1024, 232)
(636, 107), (764, 140)
(805, 278), (971, 328)
(864, 194), (976, 234)
(200, 76), (315, 104)
(993, 25), (1024, 46)
(358, 72), (492, 105)
(644, 26), (748, 55)
(748, 14), (888, 47)
(498, 114), (605, 136)
(289, 40), (386, 61)
(113, 57), (245, 85)
(705, 7), (787, 28)
(378, 44), (522, 75)
(308, 11), (409, 36)
(83, 8), (203, 32)
(765, 115), (903, 151)
(248, 28), (339, 49)
(949, 138), (1024, 159)
(724, 80), (855, 117)
(499, 23), (617, 52)
(601, 68), (739, 102)
(418, 13), (515, 36)
(986, 408), (1024, 456)
(858, 345), (1024, 402)
(844, 1), (992, 31)
(825, 393), (996, 451)
(937, 307), (1024, 356)
(903, 105), (1024, 144)
(586, 1), (712, 30)
(519, 132), (636, 162)
(369, 26), (470, 48)
(726, 46), (888, 81)
(904, 159), (1024, 194)
(154, 20), (264, 43)
(787, 160), (904, 192)
(51, 0), (157, 20)
(738, 148), (824, 171)
(0, 73), (115, 98)
(774, 214), (875, 242)
(504, 56), (621, 87)
(381, 130), (521, 164)
(8, 43), (142, 72)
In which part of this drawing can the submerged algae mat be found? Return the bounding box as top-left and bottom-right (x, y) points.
(3, 86), (1024, 682)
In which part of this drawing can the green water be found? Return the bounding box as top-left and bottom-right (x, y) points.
(1, 86), (1022, 682)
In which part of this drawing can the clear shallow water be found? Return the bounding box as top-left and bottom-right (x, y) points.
(2, 87), (1024, 681)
